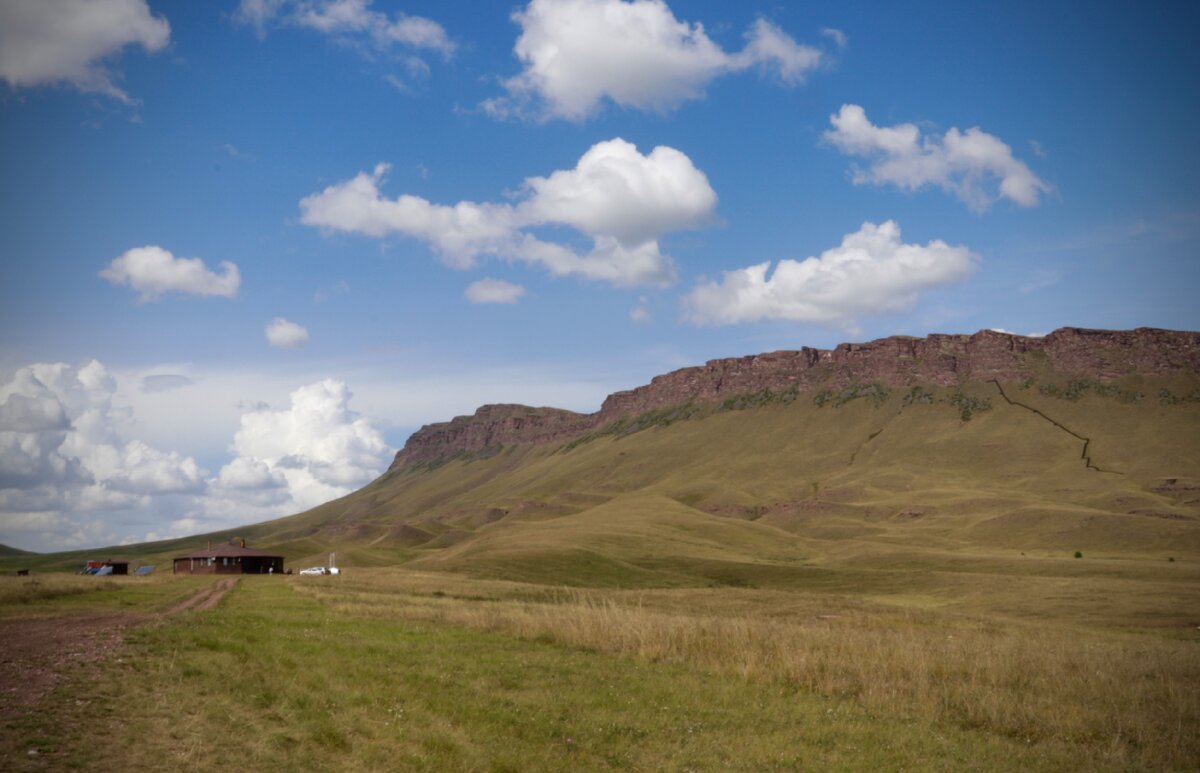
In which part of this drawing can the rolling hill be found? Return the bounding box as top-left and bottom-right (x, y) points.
(0, 543), (35, 558)
(7, 327), (1199, 582)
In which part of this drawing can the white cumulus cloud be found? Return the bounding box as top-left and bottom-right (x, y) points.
(485, 0), (824, 120)
(824, 104), (1050, 212)
(299, 137), (716, 286)
(265, 318), (310, 348)
(0, 0), (170, 103)
(0, 361), (396, 551)
(520, 139), (718, 245)
(0, 360), (209, 550)
(683, 220), (979, 326)
(100, 246), (240, 302)
(216, 379), (390, 512)
(465, 278), (525, 304)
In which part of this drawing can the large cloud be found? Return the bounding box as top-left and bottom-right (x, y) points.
(300, 138), (716, 286)
(216, 379), (389, 512)
(0, 0), (169, 103)
(824, 104), (1049, 212)
(0, 361), (208, 550)
(683, 221), (979, 326)
(0, 362), (394, 551)
(484, 0), (824, 120)
(100, 246), (241, 301)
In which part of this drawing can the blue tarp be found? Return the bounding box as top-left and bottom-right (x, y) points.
(95, 565), (113, 576)
(133, 565), (155, 575)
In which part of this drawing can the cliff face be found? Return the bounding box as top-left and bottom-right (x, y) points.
(390, 404), (593, 467)
(389, 327), (1200, 470)
(596, 327), (1200, 422)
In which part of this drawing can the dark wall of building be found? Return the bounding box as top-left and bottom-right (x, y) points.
(172, 556), (284, 575)
(173, 558), (215, 575)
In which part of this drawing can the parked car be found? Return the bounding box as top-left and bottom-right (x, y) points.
(300, 564), (343, 576)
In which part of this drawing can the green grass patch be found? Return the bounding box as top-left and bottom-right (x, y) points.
(15, 578), (1128, 772)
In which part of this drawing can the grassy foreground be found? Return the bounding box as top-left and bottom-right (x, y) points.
(4, 570), (1196, 771)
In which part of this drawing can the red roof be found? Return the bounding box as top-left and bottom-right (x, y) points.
(174, 540), (282, 559)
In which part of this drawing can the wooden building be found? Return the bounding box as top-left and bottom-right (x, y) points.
(172, 539), (284, 575)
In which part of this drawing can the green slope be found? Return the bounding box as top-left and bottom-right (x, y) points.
(6, 376), (1199, 579)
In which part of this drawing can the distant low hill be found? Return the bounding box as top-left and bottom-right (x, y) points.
(0, 544), (35, 558)
(7, 327), (1200, 582)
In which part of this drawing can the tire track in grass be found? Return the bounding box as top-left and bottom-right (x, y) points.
(1, 579), (240, 726)
(165, 577), (239, 615)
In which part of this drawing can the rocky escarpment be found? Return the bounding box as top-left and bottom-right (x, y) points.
(390, 404), (592, 467)
(389, 327), (1200, 470)
(595, 327), (1199, 422)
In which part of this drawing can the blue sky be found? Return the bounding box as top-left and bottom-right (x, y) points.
(1, 0), (1197, 551)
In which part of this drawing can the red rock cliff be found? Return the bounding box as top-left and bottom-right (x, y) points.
(390, 404), (592, 467)
(390, 327), (1200, 469)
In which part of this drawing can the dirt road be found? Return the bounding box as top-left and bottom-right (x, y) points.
(0, 577), (241, 720)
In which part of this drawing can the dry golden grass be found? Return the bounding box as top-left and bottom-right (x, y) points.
(294, 569), (1200, 770)
(0, 573), (209, 618)
(0, 574), (104, 606)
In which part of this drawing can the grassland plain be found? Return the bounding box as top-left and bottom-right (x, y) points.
(2, 565), (1196, 771)
(0, 573), (210, 619)
(5, 575), (1187, 772)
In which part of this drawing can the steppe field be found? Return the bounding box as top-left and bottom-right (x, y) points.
(2, 550), (1197, 772)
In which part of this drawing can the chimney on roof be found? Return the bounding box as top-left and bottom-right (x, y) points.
(241, 538), (246, 548)
(207, 540), (212, 550)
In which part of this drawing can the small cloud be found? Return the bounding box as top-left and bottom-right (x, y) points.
(825, 104), (1050, 212)
(405, 56), (431, 79)
(313, 280), (350, 303)
(820, 27), (847, 49)
(465, 278), (525, 304)
(385, 74), (412, 93)
(232, 0), (285, 38)
(140, 374), (196, 393)
(1020, 268), (1061, 294)
(265, 318), (310, 348)
(234, 0), (454, 58)
(100, 246), (240, 302)
(630, 296), (652, 324)
(221, 143), (255, 160)
(1028, 139), (1048, 158)
(989, 328), (1046, 338)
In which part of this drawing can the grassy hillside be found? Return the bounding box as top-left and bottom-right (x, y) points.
(284, 376), (1199, 572)
(0, 544), (35, 558)
(5, 376), (1198, 581)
